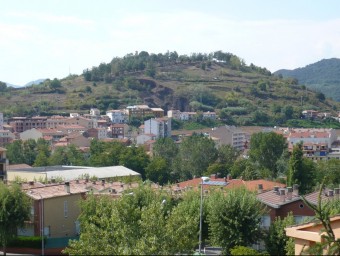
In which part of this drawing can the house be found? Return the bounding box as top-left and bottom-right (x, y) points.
(0, 147), (7, 180)
(257, 185), (315, 228)
(126, 105), (154, 119)
(0, 129), (15, 146)
(89, 108), (100, 117)
(209, 125), (249, 151)
(167, 110), (181, 119)
(86, 127), (108, 140)
(55, 133), (91, 148)
(144, 118), (171, 139)
(109, 123), (129, 138)
(136, 134), (156, 145)
(202, 111), (217, 120)
(150, 108), (164, 118)
(285, 214), (340, 255)
(302, 110), (319, 119)
(21, 181), (88, 239)
(106, 109), (129, 124)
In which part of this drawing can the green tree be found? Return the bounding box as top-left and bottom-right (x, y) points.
(6, 140), (25, 164)
(64, 185), (199, 255)
(0, 182), (31, 255)
(119, 146), (150, 179)
(315, 159), (340, 187)
(265, 213), (295, 256)
(249, 132), (287, 178)
(48, 78), (62, 91)
(207, 187), (266, 254)
(301, 183), (340, 255)
(174, 134), (218, 180)
(145, 156), (169, 185)
(0, 81), (7, 92)
(287, 142), (316, 194)
(230, 246), (262, 255)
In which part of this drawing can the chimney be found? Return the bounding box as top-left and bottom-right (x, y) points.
(101, 179), (105, 186)
(328, 190), (334, 197)
(85, 178), (89, 183)
(279, 188), (286, 202)
(293, 184), (299, 196)
(210, 174), (217, 179)
(287, 187), (293, 200)
(51, 178), (56, 183)
(258, 184), (263, 194)
(29, 181), (34, 186)
(335, 188), (340, 199)
(92, 180), (96, 185)
(65, 181), (70, 193)
(274, 186), (279, 194)
(76, 179), (79, 184)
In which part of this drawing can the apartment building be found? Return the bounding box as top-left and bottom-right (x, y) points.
(209, 125), (249, 151)
(8, 116), (48, 133)
(144, 117), (171, 139)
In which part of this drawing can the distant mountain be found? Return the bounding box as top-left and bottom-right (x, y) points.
(24, 79), (46, 87)
(5, 79), (46, 88)
(274, 58), (340, 101)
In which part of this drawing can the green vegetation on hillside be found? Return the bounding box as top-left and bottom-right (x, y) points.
(0, 51), (339, 127)
(275, 58), (340, 102)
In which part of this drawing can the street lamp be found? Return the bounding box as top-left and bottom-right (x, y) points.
(199, 176), (210, 254)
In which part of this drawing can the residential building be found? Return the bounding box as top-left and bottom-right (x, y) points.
(136, 134), (156, 145)
(0, 147), (7, 180)
(209, 125), (249, 151)
(0, 112), (3, 129)
(302, 110), (319, 119)
(167, 110), (181, 119)
(286, 214), (340, 255)
(86, 127), (108, 140)
(109, 123), (129, 138)
(8, 116), (48, 133)
(106, 109), (129, 124)
(126, 105), (153, 119)
(287, 128), (338, 160)
(0, 129), (15, 146)
(144, 117), (171, 139)
(89, 108), (100, 117)
(150, 108), (164, 118)
(202, 111), (217, 120)
(257, 185), (315, 226)
(180, 112), (197, 121)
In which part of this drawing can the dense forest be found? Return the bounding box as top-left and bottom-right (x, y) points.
(275, 58), (340, 102)
(1, 51), (339, 128)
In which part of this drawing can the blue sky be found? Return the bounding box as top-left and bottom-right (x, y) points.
(1, 0), (340, 86)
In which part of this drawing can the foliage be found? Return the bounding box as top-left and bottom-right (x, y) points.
(249, 132), (287, 178)
(8, 236), (43, 249)
(0, 182), (31, 255)
(230, 246), (262, 255)
(64, 184), (199, 255)
(287, 142), (316, 194)
(315, 159), (340, 187)
(301, 183), (340, 255)
(173, 133), (218, 180)
(265, 213), (295, 256)
(207, 187), (266, 254)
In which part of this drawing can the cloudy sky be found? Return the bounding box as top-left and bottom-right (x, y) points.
(1, 0), (340, 86)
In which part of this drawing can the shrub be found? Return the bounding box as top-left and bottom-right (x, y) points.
(8, 236), (44, 248)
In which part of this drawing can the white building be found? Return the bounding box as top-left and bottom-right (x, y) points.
(144, 118), (171, 139)
(209, 125), (249, 151)
(90, 108), (101, 117)
(0, 112), (3, 129)
(287, 128), (337, 149)
(106, 110), (129, 124)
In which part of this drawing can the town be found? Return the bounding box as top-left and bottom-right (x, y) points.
(0, 104), (340, 255)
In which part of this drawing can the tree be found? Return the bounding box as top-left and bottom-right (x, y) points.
(0, 182), (31, 255)
(315, 159), (340, 187)
(301, 183), (340, 255)
(207, 187), (266, 254)
(145, 156), (170, 185)
(287, 142), (316, 194)
(265, 213), (295, 256)
(119, 146), (150, 179)
(249, 132), (287, 178)
(0, 81), (7, 92)
(48, 78), (62, 91)
(64, 184), (199, 255)
(174, 134), (218, 180)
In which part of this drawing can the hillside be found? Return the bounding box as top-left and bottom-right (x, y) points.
(275, 58), (340, 102)
(0, 51), (339, 127)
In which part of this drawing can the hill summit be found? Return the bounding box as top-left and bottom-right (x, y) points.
(275, 58), (340, 102)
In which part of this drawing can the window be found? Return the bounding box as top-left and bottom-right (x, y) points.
(64, 201), (68, 218)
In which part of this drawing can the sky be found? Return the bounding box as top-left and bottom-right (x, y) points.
(1, 0), (340, 86)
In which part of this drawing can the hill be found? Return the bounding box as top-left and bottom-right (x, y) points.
(0, 51), (339, 127)
(275, 58), (340, 101)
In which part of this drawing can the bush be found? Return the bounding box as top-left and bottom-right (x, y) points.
(8, 236), (44, 248)
(230, 246), (262, 255)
